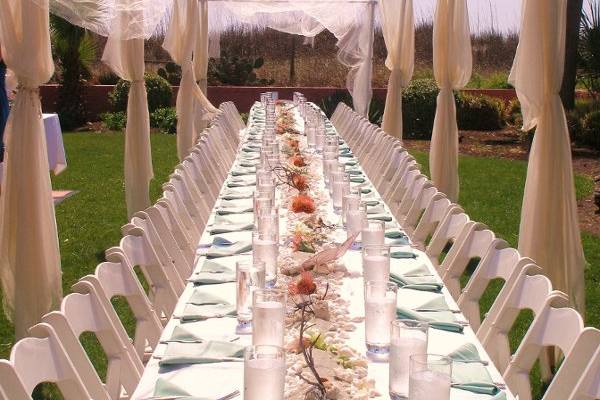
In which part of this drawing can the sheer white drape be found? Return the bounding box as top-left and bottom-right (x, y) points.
(429, 0), (471, 202)
(194, 0), (210, 141)
(379, 0), (414, 139)
(102, 7), (154, 218)
(0, 0), (62, 339)
(509, 0), (586, 315)
(164, 0), (217, 161)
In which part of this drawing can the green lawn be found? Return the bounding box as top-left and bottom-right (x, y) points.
(0, 133), (597, 399)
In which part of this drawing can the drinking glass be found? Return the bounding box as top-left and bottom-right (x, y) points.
(257, 183), (275, 203)
(256, 206), (280, 243)
(253, 192), (272, 220)
(342, 192), (361, 228)
(244, 345), (286, 400)
(236, 261), (266, 333)
(362, 244), (391, 283)
(252, 289), (287, 347)
(409, 354), (452, 400)
(253, 231), (279, 287)
(315, 133), (324, 154)
(256, 170), (274, 187)
(389, 320), (429, 399)
(362, 220), (385, 246)
(332, 174), (350, 214)
(346, 203), (367, 240)
(322, 158), (338, 185)
(364, 281), (398, 356)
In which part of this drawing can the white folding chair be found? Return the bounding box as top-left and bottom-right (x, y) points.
(504, 295), (584, 400)
(425, 210), (471, 270)
(402, 187), (440, 236)
(42, 281), (143, 399)
(411, 196), (455, 250)
(161, 186), (201, 246)
(394, 176), (434, 226)
(0, 323), (110, 400)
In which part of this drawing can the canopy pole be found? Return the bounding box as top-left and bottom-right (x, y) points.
(364, 0), (376, 116)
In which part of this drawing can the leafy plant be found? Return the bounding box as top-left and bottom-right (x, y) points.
(402, 79), (440, 138)
(109, 73), (172, 113)
(51, 15), (97, 130)
(100, 111), (127, 131)
(157, 62), (182, 85)
(579, 0), (600, 98)
(581, 109), (600, 150)
(150, 107), (178, 134)
(98, 71), (120, 85)
(456, 93), (505, 131)
(319, 90), (383, 125)
(209, 53), (274, 86)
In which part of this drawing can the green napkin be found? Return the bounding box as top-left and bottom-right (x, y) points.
(449, 344), (501, 396)
(364, 200), (380, 207)
(361, 188), (372, 194)
(221, 192), (253, 201)
(366, 205), (386, 215)
(368, 214), (392, 222)
(204, 241), (252, 259)
(396, 306), (463, 333)
(158, 341), (245, 366)
(216, 206), (254, 215)
(167, 325), (210, 343)
(242, 146), (261, 153)
(391, 251), (418, 259)
(153, 378), (209, 399)
(347, 170), (363, 176)
(390, 272), (443, 292)
(187, 289), (231, 306)
(189, 264), (235, 285)
(181, 303), (236, 321)
(227, 181), (255, 188)
(385, 231), (406, 239)
(340, 153), (354, 158)
(219, 198), (253, 208)
(231, 167), (256, 176)
(208, 223), (254, 234)
(350, 177), (366, 183)
(344, 161), (357, 166)
(214, 214), (255, 225)
(239, 161), (259, 168)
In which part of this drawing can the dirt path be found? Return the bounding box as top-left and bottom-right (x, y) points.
(403, 129), (600, 236)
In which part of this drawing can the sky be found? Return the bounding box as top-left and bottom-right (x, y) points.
(415, 0), (523, 33)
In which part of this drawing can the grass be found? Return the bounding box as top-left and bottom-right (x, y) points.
(0, 133), (597, 399)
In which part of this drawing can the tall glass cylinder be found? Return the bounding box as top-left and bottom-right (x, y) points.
(362, 219), (385, 246)
(364, 281), (398, 356)
(252, 289), (287, 347)
(236, 260), (266, 333)
(253, 230), (279, 287)
(346, 203), (367, 240)
(390, 320), (429, 399)
(256, 206), (279, 243)
(332, 174), (350, 214)
(342, 192), (361, 228)
(315, 133), (324, 154)
(244, 345), (286, 400)
(409, 354), (452, 400)
(362, 244), (391, 283)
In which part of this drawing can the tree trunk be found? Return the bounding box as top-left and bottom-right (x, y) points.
(561, 0), (584, 110)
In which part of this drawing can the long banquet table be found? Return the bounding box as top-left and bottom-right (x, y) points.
(131, 100), (515, 400)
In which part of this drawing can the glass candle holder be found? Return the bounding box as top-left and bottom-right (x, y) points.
(332, 174), (350, 214)
(390, 320), (429, 399)
(244, 345), (286, 400)
(342, 192), (361, 228)
(346, 203), (367, 240)
(362, 220), (385, 246)
(409, 354), (452, 400)
(364, 281), (398, 356)
(236, 260), (266, 333)
(362, 244), (391, 283)
(256, 206), (280, 243)
(253, 230), (279, 287)
(252, 289), (287, 347)
(315, 133), (324, 154)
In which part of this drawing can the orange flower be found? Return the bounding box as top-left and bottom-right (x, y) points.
(290, 155), (306, 167)
(289, 271), (317, 295)
(288, 139), (300, 150)
(291, 173), (309, 192)
(292, 232), (303, 251)
(291, 194), (315, 214)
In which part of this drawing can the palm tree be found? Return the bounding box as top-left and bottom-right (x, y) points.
(50, 15), (97, 130)
(561, 0), (584, 110)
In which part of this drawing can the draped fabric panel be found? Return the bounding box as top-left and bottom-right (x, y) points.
(164, 0), (217, 161)
(102, 7), (154, 218)
(509, 0), (586, 315)
(429, 0), (471, 202)
(380, 0), (414, 139)
(194, 0), (210, 142)
(0, 0), (62, 339)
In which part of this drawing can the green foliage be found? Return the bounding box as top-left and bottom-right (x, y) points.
(319, 90), (383, 125)
(98, 71), (120, 85)
(157, 62), (182, 85)
(566, 99), (600, 150)
(579, 1), (600, 98)
(109, 73), (172, 113)
(456, 93), (505, 131)
(402, 79), (440, 138)
(467, 71), (513, 89)
(581, 109), (600, 150)
(150, 107), (178, 134)
(209, 54), (274, 86)
(100, 111), (126, 131)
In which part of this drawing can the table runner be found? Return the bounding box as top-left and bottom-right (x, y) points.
(131, 100), (514, 400)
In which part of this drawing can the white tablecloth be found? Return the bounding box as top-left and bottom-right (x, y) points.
(43, 113), (67, 175)
(131, 102), (515, 400)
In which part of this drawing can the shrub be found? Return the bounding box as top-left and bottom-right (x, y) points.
(210, 54), (275, 86)
(402, 79), (439, 138)
(109, 73), (172, 113)
(456, 93), (505, 131)
(157, 62), (182, 85)
(320, 90), (353, 118)
(100, 111), (126, 131)
(581, 110), (600, 150)
(150, 107), (177, 134)
(98, 71), (120, 85)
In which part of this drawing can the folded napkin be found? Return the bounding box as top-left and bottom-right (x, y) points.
(159, 341), (245, 366)
(208, 223), (254, 234)
(385, 231), (406, 239)
(231, 167), (256, 176)
(347, 170), (363, 176)
(227, 181), (256, 188)
(396, 306), (463, 333)
(350, 177), (366, 183)
(216, 206), (254, 215)
(367, 214), (392, 222)
(201, 241), (252, 259)
(364, 200), (380, 207)
(343, 161), (357, 166)
(153, 378), (209, 400)
(366, 205), (386, 215)
(221, 191), (253, 201)
(189, 260), (235, 285)
(390, 272), (443, 292)
(340, 153), (354, 158)
(390, 251), (418, 259)
(214, 214), (255, 225)
(242, 146), (261, 153)
(449, 343), (501, 396)
(219, 198), (253, 208)
(181, 303), (236, 321)
(361, 188), (372, 194)
(239, 160), (259, 168)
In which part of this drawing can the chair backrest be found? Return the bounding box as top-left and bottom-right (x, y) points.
(542, 328), (600, 400)
(403, 187), (439, 236)
(386, 165), (421, 211)
(396, 176), (433, 223)
(457, 240), (533, 332)
(411, 195), (454, 249)
(160, 188), (201, 245)
(3, 323), (110, 399)
(42, 281), (143, 399)
(146, 203), (195, 265)
(374, 146), (406, 190)
(504, 294), (584, 400)
(82, 250), (163, 360)
(479, 264), (556, 373)
(425, 210), (471, 269)
(440, 222), (496, 299)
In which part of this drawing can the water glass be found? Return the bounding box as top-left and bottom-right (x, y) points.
(252, 289), (287, 347)
(256, 206), (280, 243)
(362, 220), (385, 246)
(389, 320), (429, 399)
(253, 192), (272, 220)
(362, 244), (391, 283)
(244, 345), (286, 400)
(257, 183), (275, 203)
(346, 203), (367, 239)
(342, 192), (361, 228)
(332, 174), (350, 214)
(409, 354), (452, 400)
(364, 281), (397, 355)
(315, 133), (324, 154)
(236, 261), (266, 333)
(253, 231), (279, 287)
